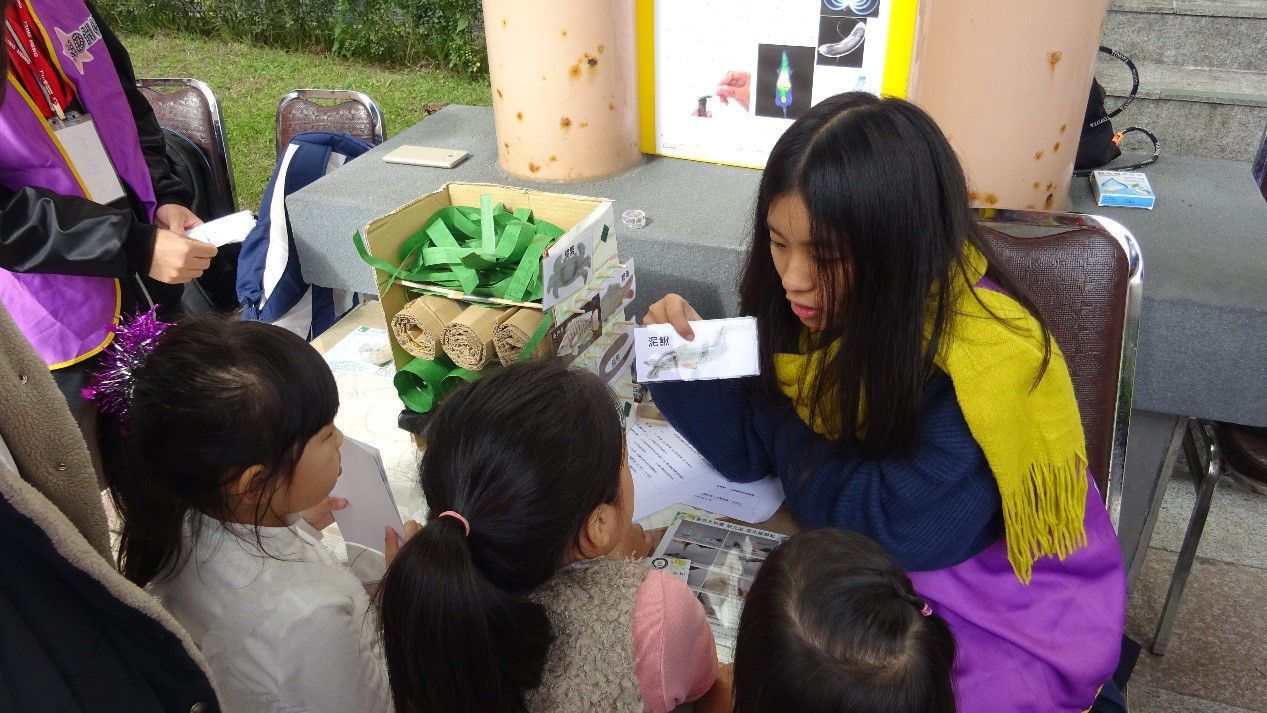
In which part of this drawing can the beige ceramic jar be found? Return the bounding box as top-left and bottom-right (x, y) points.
(906, 0), (1111, 211)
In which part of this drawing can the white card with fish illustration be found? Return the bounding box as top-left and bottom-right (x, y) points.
(634, 317), (759, 383)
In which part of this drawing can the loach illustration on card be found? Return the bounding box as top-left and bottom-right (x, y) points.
(634, 317), (759, 383)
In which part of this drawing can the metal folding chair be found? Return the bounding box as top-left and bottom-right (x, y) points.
(275, 89), (386, 157)
(977, 209), (1144, 519)
(136, 78), (236, 217)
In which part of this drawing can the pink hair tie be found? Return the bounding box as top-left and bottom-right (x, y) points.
(921, 603), (933, 617)
(437, 510), (470, 537)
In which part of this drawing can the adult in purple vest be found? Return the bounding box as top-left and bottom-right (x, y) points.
(0, 0), (216, 426)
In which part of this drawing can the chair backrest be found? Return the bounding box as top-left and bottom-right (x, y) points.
(1254, 120), (1266, 200)
(136, 78), (235, 215)
(976, 209), (1142, 524)
(275, 89), (385, 157)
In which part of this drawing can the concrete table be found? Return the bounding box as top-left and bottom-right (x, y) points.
(1069, 157), (1267, 586)
(288, 105), (1267, 585)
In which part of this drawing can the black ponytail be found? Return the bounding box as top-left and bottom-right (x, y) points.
(377, 359), (625, 713)
(104, 317), (338, 586)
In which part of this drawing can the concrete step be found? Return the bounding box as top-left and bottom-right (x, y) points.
(1110, 0), (1267, 17)
(1095, 59), (1267, 159)
(1101, 0), (1267, 72)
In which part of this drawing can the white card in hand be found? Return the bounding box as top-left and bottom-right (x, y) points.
(330, 437), (405, 554)
(634, 317), (760, 383)
(188, 210), (256, 247)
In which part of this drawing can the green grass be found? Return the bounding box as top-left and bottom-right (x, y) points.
(121, 32), (491, 210)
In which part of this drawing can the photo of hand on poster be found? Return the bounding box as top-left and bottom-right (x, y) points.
(715, 71), (751, 112)
(692, 71), (753, 118)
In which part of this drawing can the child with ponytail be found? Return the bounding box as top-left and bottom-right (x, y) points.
(90, 312), (393, 713)
(377, 359), (726, 713)
(731, 528), (957, 713)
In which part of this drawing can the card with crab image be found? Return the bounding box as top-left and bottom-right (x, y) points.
(633, 317), (760, 383)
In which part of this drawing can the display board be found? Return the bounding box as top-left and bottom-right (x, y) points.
(637, 0), (919, 168)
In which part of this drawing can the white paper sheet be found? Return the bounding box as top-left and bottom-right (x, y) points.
(322, 327), (421, 516)
(188, 210), (257, 247)
(322, 326), (394, 377)
(330, 437), (405, 555)
(628, 421), (784, 523)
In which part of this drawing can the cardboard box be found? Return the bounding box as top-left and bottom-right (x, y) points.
(1091, 170), (1155, 209)
(361, 182), (616, 373)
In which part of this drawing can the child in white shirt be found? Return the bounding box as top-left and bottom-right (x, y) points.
(89, 313), (396, 713)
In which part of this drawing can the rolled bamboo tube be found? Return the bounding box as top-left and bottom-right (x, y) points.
(494, 308), (554, 365)
(391, 295), (464, 360)
(442, 305), (518, 370)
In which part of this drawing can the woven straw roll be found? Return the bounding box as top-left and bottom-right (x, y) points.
(442, 305), (517, 370)
(391, 295), (463, 360)
(493, 308), (554, 365)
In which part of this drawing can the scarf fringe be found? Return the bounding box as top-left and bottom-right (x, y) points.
(1001, 455), (1089, 585)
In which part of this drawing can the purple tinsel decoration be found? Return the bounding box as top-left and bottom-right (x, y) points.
(82, 306), (174, 420)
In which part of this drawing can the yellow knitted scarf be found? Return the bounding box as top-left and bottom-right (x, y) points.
(774, 245), (1088, 584)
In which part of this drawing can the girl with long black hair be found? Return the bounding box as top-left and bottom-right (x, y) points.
(94, 315), (392, 713)
(645, 92), (1126, 711)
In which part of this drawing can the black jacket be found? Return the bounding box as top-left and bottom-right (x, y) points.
(0, 2), (193, 317)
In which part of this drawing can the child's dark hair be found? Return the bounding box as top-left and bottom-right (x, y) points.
(376, 359), (624, 713)
(104, 317), (339, 586)
(733, 529), (957, 713)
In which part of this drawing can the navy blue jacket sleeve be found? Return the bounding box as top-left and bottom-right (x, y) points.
(648, 374), (1004, 571)
(647, 377), (773, 483)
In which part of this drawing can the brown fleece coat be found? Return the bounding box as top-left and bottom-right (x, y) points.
(0, 304), (220, 708)
(525, 557), (648, 713)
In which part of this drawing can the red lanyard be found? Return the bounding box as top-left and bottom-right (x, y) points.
(4, 0), (74, 119)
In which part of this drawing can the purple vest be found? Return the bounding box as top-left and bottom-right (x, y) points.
(0, 0), (156, 368)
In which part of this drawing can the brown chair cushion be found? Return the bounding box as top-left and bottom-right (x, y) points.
(137, 85), (234, 215)
(276, 99), (376, 156)
(978, 224), (1131, 496)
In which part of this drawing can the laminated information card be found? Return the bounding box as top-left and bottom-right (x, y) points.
(650, 512), (789, 662)
(634, 317), (759, 383)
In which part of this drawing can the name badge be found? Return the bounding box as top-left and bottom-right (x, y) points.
(53, 114), (126, 205)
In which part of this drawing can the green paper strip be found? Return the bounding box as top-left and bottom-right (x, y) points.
(517, 310), (556, 363)
(393, 354), (482, 413)
(480, 195), (497, 255)
(356, 194), (565, 304)
(447, 208), (481, 240)
(503, 234), (551, 302)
